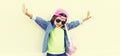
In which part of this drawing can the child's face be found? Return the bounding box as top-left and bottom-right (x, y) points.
(54, 17), (66, 28)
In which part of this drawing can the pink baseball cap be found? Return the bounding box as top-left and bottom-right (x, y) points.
(54, 9), (68, 19)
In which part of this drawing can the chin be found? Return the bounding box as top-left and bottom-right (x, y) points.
(56, 25), (62, 27)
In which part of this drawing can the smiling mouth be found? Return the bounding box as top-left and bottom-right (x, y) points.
(57, 24), (62, 27)
(58, 25), (61, 27)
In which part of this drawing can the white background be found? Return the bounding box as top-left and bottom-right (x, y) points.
(0, 0), (120, 56)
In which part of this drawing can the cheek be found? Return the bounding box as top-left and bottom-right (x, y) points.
(54, 20), (57, 25)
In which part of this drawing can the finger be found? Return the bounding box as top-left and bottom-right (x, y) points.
(22, 4), (25, 12)
(87, 11), (90, 17)
(22, 4), (25, 10)
(22, 4), (28, 14)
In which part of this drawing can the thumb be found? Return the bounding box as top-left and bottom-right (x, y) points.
(87, 11), (90, 17)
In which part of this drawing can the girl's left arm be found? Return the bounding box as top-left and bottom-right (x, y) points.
(66, 11), (91, 30)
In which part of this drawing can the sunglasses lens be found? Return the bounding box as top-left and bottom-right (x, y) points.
(62, 21), (66, 25)
(56, 19), (61, 23)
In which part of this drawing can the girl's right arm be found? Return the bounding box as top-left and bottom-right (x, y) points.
(22, 4), (48, 30)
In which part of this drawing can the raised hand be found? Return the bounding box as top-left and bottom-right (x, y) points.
(22, 4), (33, 19)
(82, 11), (91, 22)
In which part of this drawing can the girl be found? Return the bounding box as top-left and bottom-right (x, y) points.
(22, 5), (91, 56)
